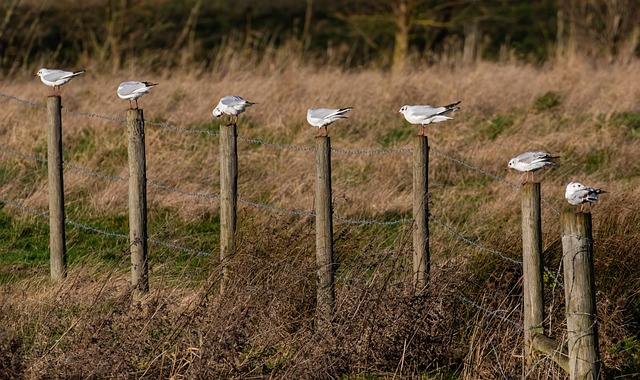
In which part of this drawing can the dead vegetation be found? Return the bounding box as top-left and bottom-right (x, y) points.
(1, 59), (640, 378)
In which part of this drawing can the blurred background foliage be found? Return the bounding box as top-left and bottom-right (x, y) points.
(0, 0), (639, 73)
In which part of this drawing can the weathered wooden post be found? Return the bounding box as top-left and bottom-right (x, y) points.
(561, 211), (601, 379)
(413, 135), (429, 292)
(127, 108), (148, 293)
(47, 96), (66, 281)
(522, 182), (544, 369)
(315, 136), (334, 329)
(219, 123), (238, 294)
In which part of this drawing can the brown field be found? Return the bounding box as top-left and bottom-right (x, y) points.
(1, 59), (639, 378)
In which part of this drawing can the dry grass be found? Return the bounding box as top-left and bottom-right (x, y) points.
(1, 59), (640, 378)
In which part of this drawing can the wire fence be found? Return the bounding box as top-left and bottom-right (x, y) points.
(1, 92), (568, 355)
(0, 91), (585, 380)
(0, 90), (565, 274)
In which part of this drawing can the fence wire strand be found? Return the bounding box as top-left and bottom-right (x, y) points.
(430, 214), (522, 265)
(0, 196), (209, 256)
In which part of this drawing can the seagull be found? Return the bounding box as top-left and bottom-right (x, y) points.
(117, 81), (157, 109)
(507, 151), (559, 184)
(307, 107), (353, 137)
(35, 68), (85, 95)
(398, 101), (461, 136)
(212, 95), (256, 125)
(565, 182), (606, 213)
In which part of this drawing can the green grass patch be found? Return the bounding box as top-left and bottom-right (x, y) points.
(582, 148), (610, 175)
(377, 127), (413, 148)
(533, 91), (561, 112)
(0, 204), (219, 284)
(477, 114), (515, 141)
(610, 112), (640, 138)
(0, 165), (19, 186)
(66, 127), (96, 160)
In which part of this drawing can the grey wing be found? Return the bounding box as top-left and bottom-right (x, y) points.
(43, 70), (74, 82)
(118, 81), (145, 96)
(308, 108), (334, 119)
(516, 151), (550, 163)
(220, 95), (245, 106)
(409, 105), (439, 118)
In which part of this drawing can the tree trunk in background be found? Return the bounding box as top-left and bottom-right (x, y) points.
(555, 6), (566, 61)
(462, 20), (479, 65)
(302, 0), (313, 47)
(392, 0), (411, 73)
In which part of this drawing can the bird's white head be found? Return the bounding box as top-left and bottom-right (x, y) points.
(507, 158), (516, 168)
(35, 68), (47, 78)
(565, 182), (585, 196)
(212, 107), (223, 117)
(398, 105), (409, 115)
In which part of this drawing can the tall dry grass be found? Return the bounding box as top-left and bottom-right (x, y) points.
(1, 59), (640, 378)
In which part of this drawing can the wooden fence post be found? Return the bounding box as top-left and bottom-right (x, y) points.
(315, 136), (334, 329)
(220, 123), (238, 295)
(522, 182), (544, 369)
(127, 108), (148, 293)
(47, 96), (66, 281)
(561, 211), (601, 379)
(413, 135), (429, 292)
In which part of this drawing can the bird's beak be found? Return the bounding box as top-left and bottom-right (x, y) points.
(33, 73), (38, 77)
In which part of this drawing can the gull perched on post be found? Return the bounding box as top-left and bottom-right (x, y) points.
(212, 95), (256, 125)
(565, 182), (606, 213)
(35, 68), (85, 95)
(117, 81), (157, 109)
(307, 107), (353, 137)
(398, 101), (461, 136)
(507, 151), (559, 184)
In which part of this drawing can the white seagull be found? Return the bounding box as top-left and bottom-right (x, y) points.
(307, 107), (353, 137)
(565, 182), (606, 212)
(117, 81), (157, 109)
(35, 68), (85, 94)
(507, 151), (559, 183)
(212, 95), (256, 125)
(398, 101), (461, 136)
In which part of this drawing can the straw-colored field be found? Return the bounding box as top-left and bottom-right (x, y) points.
(1, 60), (639, 378)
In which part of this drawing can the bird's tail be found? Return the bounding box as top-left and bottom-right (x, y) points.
(72, 70), (86, 77)
(142, 82), (158, 87)
(336, 107), (353, 115)
(444, 100), (461, 109)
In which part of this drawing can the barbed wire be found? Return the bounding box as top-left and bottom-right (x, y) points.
(430, 147), (520, 189)
(237, 196), (315, 217)
(333, 214), (413, 225)
(331, 147), (413, 155)
(148, 237), (211, 256)
(457, 293), (522, 328)
(429, 214), (522, 265)
(0, 145), (47, 163)
(237, 196), (412, 225)
(0, 197), (48, 218)
(61, 108), (126, 123)
(66, 219), (128, 239)
(145, 120), (220, 137)
(65, 163), (128, 182)
(0, 91), (46, 109)
(238, 137), (314, 152)
(0, 196), (210, 257)
(147, 179), (221, 200)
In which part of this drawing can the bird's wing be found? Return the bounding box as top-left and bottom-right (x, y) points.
(42, 70), (73, 82)
(220, 96), (245, 106)
(407, 105), (438, 118)
(118, 82), (147, 96)
(516, 152), (551, 163)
